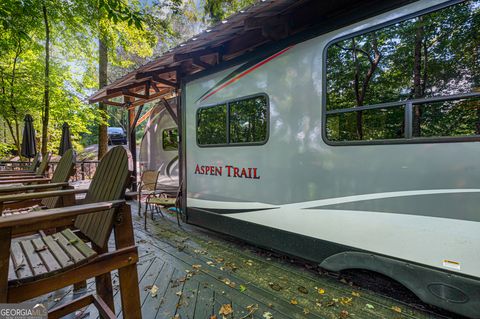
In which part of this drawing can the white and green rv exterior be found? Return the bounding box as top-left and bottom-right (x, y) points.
(181, 1), (480, 317)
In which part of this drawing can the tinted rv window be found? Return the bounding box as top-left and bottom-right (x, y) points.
(229, 95), (268, 144)
(325, 1), (480, 143)
(162, 128), (178, 151)
(197, 105), (227, 145)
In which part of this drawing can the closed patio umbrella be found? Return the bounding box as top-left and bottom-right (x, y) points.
(58, 122), (72, 156)
(20, 114), (37, 159)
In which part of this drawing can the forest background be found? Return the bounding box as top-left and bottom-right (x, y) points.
(0, 0), (255, 159)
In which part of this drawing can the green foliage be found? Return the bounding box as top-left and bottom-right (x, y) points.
(204, 0), (256, 23)
(326, 1), (480, 141)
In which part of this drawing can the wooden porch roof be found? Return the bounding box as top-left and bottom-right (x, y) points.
(89, 0), (417, 107)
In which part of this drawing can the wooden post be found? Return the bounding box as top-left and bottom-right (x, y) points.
(127, 97), (144, 192)
(126, 97), (137, 191)
(114, 204), (141, 318)
(0, 227), (12, 302)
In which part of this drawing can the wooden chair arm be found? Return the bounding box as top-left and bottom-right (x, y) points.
(0, 174), (43, 180)
(0, 189), (77, 204)
(0, 171), (35, 176)
(0, 182), (69, 194)
(0, 178), (51, 185)
(0, 200), (125, 232)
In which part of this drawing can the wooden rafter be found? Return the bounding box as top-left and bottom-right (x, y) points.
(135, 66), (179, 80)
(152, 74), (178, 88)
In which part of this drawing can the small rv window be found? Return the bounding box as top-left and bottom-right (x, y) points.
(324, 0), (480, 144)
(197, 104), (227, 145)
(162, 128), (178, 151)
(196, 94), (269, 147)
(229, 95), (268, 144)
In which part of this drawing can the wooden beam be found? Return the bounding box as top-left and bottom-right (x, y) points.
(173, 46), (222, 62)
(192, 57), (212, 70)
(121, 90), (148, 100)
(106, 79), (150, 95)
(102, 100), (125, 107)
(152, 74), (178, 88)
(135, 66), (179, 80)
(127, 89), (173, 109)
(162, 98), (178, 125)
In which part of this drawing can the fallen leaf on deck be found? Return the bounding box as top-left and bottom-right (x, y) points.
(221, 278), (236, 288)
(239, 284), (247, 292)
(192, 264), (202, 270)
(207, 261), (215, 266)
(245, 260), (253, 266)
(351, 291), (360, 297)
(268, 282), (283, 291)
(340, 278), (348, 284)
(175, 291), (182, 296)
(210, 316), (217, 319)
(298, 286), (308, 294)
(246, 304), (257, 312)
(215, 257), (225, 263)
(391, 306), (402, 313)
(340, 310), (349, 318)
(150, 285), (159, 297)
(340, 297), (352, 305)
(303, 308), (310, 314)
(219, 304), (233, 316)
(317, 288), (325, 295)
(290, 298), (298, 305)
(365, 304), (375, 309)
(262, 312), (273, 319)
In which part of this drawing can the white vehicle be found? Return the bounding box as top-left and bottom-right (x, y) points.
(139, 100), (179, 189)
(182, 1), (480, 317)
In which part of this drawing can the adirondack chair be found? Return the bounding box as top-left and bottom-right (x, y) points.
(0, 152), (52, 185)
(0, 146), (141, 318)
(0, 149), (77, 213)
(0, 153), (40, 175)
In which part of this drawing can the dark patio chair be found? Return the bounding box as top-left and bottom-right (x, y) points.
(0, 149), (76, 213)
(0, 152), (52, 185)
(0, 153), (40, 175)
(0, 146), (141, 318)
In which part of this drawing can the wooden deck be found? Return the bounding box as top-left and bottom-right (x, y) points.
(33, 202), (449, 319)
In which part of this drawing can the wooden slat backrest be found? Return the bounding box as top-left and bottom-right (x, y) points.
(36, 152), (51, 176)
(141, 170), (159, 191)
(41, 149), (76, 209)
(74, 146), (132, 248)
(29, 153), (41, 171)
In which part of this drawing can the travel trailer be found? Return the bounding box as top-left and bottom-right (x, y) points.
(182, 1), (480, 317)
(139, 100), (179, 189)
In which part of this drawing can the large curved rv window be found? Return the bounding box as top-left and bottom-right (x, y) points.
(324, 0), (480, 144)
(197, 95), (269, 146)
(162, 128), (178, 151)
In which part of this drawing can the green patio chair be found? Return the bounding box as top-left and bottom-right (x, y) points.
(0, 146), (141, 318)
(0, 149), (76, 213)
(0, 152), (52, 185)
(0, 153), (41, 175)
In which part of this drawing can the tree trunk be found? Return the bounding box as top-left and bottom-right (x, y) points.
(8, 44), (21, 154)
(41, 1), (50, 156)
(98, 34), (108, 159)
(351, 38), (363, 140)
(412, 17), (424, 137)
